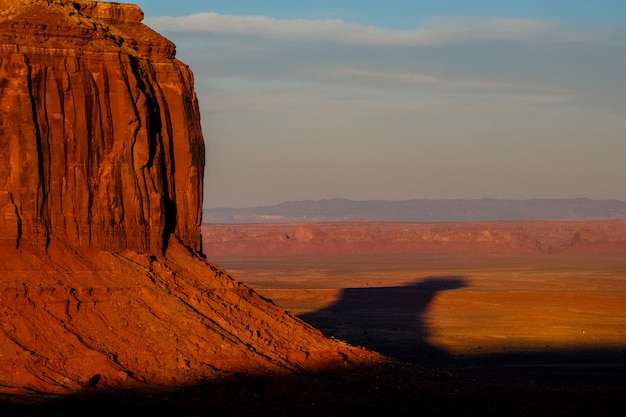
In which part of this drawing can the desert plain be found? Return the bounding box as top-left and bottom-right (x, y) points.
(202, 220), (626, 413)
(211, 251), (626, 361)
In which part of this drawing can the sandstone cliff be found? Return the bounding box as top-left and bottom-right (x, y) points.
(0, 1), (379, 394)
(0, 0), (202, 253)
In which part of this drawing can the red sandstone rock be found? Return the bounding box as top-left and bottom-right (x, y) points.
(0, 240), (376, 394)
(0, 1), (381, 394)
(0, 0), (200, 253)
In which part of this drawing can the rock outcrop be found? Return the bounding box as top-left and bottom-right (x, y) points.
(0, 0), (201, 253)
(0, 1), (380, 394)
(0, 242), (375, 394)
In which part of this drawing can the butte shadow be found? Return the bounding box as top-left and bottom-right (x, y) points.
(300, 277), (467, 364)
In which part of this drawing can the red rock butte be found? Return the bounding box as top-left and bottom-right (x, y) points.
(0, 0), (379, 394)
(0, 0), (199, 253)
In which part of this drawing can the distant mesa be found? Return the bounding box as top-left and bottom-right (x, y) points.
(203, 198), (626, 224)
(202, 198), (626, 257)
(202, 220), (626, 257)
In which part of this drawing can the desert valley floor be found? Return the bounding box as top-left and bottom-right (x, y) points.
(212, 251), (626, 367)
(202, 221), (626, 415)
(3, 221), (626, 416)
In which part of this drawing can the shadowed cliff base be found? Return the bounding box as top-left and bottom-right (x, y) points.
(1, 373), (624, 416)
(1, 344), (624, 416)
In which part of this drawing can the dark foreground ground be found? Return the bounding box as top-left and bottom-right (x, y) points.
(1, 356), (625, 417)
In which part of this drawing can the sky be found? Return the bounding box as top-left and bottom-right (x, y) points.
(133, 1), (626, 208)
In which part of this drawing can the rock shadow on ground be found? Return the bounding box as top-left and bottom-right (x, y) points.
(300, 276), (467, 364)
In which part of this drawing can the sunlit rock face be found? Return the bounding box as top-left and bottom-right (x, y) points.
(0, 0), (204, 253)
(0, 1), (381, 395)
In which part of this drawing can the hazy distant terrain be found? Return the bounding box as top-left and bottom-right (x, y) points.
(203, 198), (626, 223)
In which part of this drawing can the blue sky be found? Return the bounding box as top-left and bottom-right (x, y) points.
(139, 1), (626, 26)
(133, 1), (626, 208)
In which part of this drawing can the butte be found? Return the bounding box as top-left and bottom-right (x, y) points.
(0, 0), (379, 394)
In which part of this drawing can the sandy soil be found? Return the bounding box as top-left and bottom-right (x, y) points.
(207, 237), (626, 417)
(212, 252), (626, 364)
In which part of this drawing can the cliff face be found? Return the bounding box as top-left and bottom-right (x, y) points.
(0, 1), (379, 395)
(0, 0), (203, 253)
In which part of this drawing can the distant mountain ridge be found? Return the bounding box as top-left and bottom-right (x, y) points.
(203, 198), (626, 224)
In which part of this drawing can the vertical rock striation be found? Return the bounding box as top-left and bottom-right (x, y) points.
(0, 0), (204, 253)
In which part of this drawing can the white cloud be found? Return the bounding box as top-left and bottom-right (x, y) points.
(320, 68), (441, 86)
(148, 13), (606, 46)
(311, 67), (574, 101)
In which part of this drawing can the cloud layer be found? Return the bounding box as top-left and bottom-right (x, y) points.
(147, 12), (626, 207)
(148, 13), (612, 46)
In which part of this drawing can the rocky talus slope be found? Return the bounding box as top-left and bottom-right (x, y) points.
(0, 1), (379, 394)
